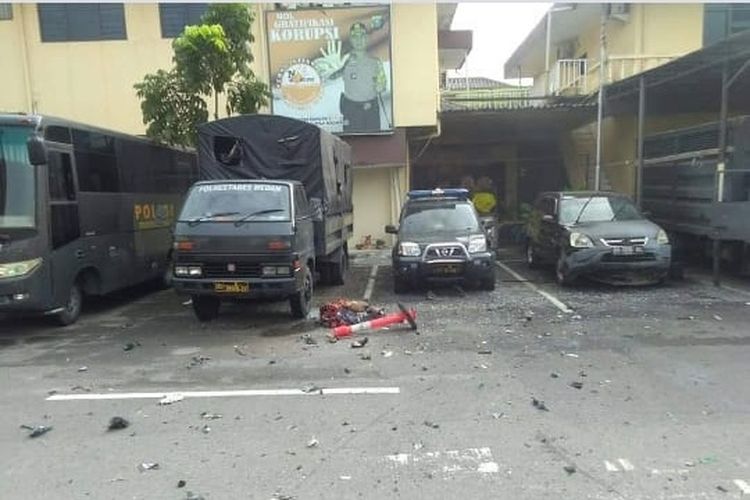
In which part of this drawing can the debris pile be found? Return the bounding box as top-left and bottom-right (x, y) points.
(319, 299), (384, 328)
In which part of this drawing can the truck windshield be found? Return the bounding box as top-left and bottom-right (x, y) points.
(179, 183), (291, 223)
(0, 126), (36, 229)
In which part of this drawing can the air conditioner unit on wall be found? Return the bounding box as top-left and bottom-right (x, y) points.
(608, 3), (630, 22)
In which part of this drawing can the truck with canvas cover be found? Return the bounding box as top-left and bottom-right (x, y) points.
(171, 115), (353, 321)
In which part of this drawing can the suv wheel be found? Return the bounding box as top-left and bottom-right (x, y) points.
(526, 241), (540, 269)
(555, 250), (574, 286)
(394, 277), (409, 294)
(290, 265), (313, 318)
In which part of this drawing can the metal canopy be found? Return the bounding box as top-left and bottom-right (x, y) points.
(605, 30), (750, 115)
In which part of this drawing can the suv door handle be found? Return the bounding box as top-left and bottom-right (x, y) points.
(75, 250), (85, 259)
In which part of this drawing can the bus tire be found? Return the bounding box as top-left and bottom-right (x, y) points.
(54, 282), (83, 326)
(192, 296), (220, 322)
(290, 265), (313, 318)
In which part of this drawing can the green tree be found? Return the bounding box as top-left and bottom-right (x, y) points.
(134, 3), (268, 146)
(134, 69), (208, 147)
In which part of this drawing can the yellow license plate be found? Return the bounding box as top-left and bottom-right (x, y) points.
(433, 264), (460, 275)
(213, 281), (249, 293)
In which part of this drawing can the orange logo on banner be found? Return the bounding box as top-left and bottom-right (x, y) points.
(277, 60), (323, 107)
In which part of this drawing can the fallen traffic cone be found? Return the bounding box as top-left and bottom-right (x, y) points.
(332, 303), (417, 339)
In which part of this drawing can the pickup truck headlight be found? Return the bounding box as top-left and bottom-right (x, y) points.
(656, 229), (669, 245)
(398, 242), (421, 257)
(0, 258), (43, 279)
(569, 232), (594, 248)
(468, 235), (487, 253)
(187, 266), (202, 277)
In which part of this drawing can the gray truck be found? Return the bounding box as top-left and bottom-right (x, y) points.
(642, 116), (750, 274)
(171, 115), (353, 321)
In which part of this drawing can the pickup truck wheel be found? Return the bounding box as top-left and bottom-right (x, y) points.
(53, 282), (83, 326)
(480, 271), (497, 291)
(192, 296), (220, 322)
(290, 266), (313, 318)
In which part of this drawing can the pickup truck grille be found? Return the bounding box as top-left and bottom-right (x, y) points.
(424, 245), (467, 260)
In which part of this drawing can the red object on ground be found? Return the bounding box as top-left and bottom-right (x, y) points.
(332, 306), (417, 338)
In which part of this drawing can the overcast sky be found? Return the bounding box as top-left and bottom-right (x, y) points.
(450, 2), (550, 82)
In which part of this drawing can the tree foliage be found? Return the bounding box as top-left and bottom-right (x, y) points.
(134, 4), (269, 146)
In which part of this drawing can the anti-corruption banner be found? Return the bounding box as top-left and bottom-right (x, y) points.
(266, 6), (393, 135)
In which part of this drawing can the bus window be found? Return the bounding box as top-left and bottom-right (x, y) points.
(47, 151), (80, 249)
(72, 129), (120, 192)
(48, 152), (76, 201)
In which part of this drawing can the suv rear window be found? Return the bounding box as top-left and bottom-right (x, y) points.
(401, 201), (480, 238)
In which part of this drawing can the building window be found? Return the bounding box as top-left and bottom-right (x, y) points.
(159, 3), (208, 38)
(38, 3), (126, 43)
(704, 3), (750, 46)
(0, 3), (12, 20)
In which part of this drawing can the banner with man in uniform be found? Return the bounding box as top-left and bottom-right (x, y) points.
(266, 6), (393, 135)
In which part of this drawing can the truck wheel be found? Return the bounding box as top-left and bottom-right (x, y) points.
(329, 250), (347, 286)
(290, 265), (313, 318)
(192, 296), (220, 322)
(54, 282), (83, 326)
(526, 241), (540, 269)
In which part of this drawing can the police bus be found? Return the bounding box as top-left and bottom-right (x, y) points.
(0, 114), (197, 325)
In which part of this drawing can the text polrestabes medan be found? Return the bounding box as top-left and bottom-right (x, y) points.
(197, 184), (284, 193)
(270, 12), (340, 43)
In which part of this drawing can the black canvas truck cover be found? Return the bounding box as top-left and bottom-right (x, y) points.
(197, 115), (352, 215)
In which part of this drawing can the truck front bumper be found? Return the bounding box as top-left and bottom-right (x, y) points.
(173, 276), (300, 300)
(0, 267), (54, 314)
(563, 244), (671, 284)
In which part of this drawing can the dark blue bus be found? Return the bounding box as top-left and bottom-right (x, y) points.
(0, 114), (197, 325)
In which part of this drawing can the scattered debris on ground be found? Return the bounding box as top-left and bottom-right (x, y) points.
(563, 465), (577, 475)
(351, 337), (369, 348)
(477, 348), (492, 355)
(491, 412), (505, 420)
(302, 384), (322, 394)
(137, 462), (159, 472)
(201, 425), (211, 434)
(531, 398), (550, 411)
(381, 350), (393, 358)
(300, 333), (317, 345)
(359, 352), (372, 360)
(78, 366), (88, 372)
(21, 424), (52, 438)
(426, 291), (437, 301)
(123, 341), (141, 352)
(306, 437), (319, 448)
(716, 485), (729, 493)
(570, 382), (584, 390)
(70, 385), (91, 392)
(185, 492), (206, 500)
(187, 355), (210, 369)
(200, 412), (222, 420)
(108, 417), (130, 431)
(233, 345), (247, 356)
(550, 372), (560, 378)
(159, 393), (184, 405)
(177, 480), (186, 488)
(423, 420), (440, 429)
(713, 314), (723, 321)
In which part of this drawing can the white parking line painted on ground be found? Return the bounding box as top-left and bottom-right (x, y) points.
(363, 264), (379, 301)
(495, 261), (573, 313)
(735, 479), (750, 495)
(384, 447), (498, 476)
(46, 386), (400, 402)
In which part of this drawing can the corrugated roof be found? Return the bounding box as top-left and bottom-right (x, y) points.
(445, 76), (514, 90)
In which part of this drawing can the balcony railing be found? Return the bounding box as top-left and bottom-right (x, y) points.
(549, 59), (588, 96)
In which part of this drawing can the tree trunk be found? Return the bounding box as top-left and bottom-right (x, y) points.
(213, 90), (219, 120)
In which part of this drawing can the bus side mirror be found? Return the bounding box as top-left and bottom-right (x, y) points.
(27, 135), (48, 166)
